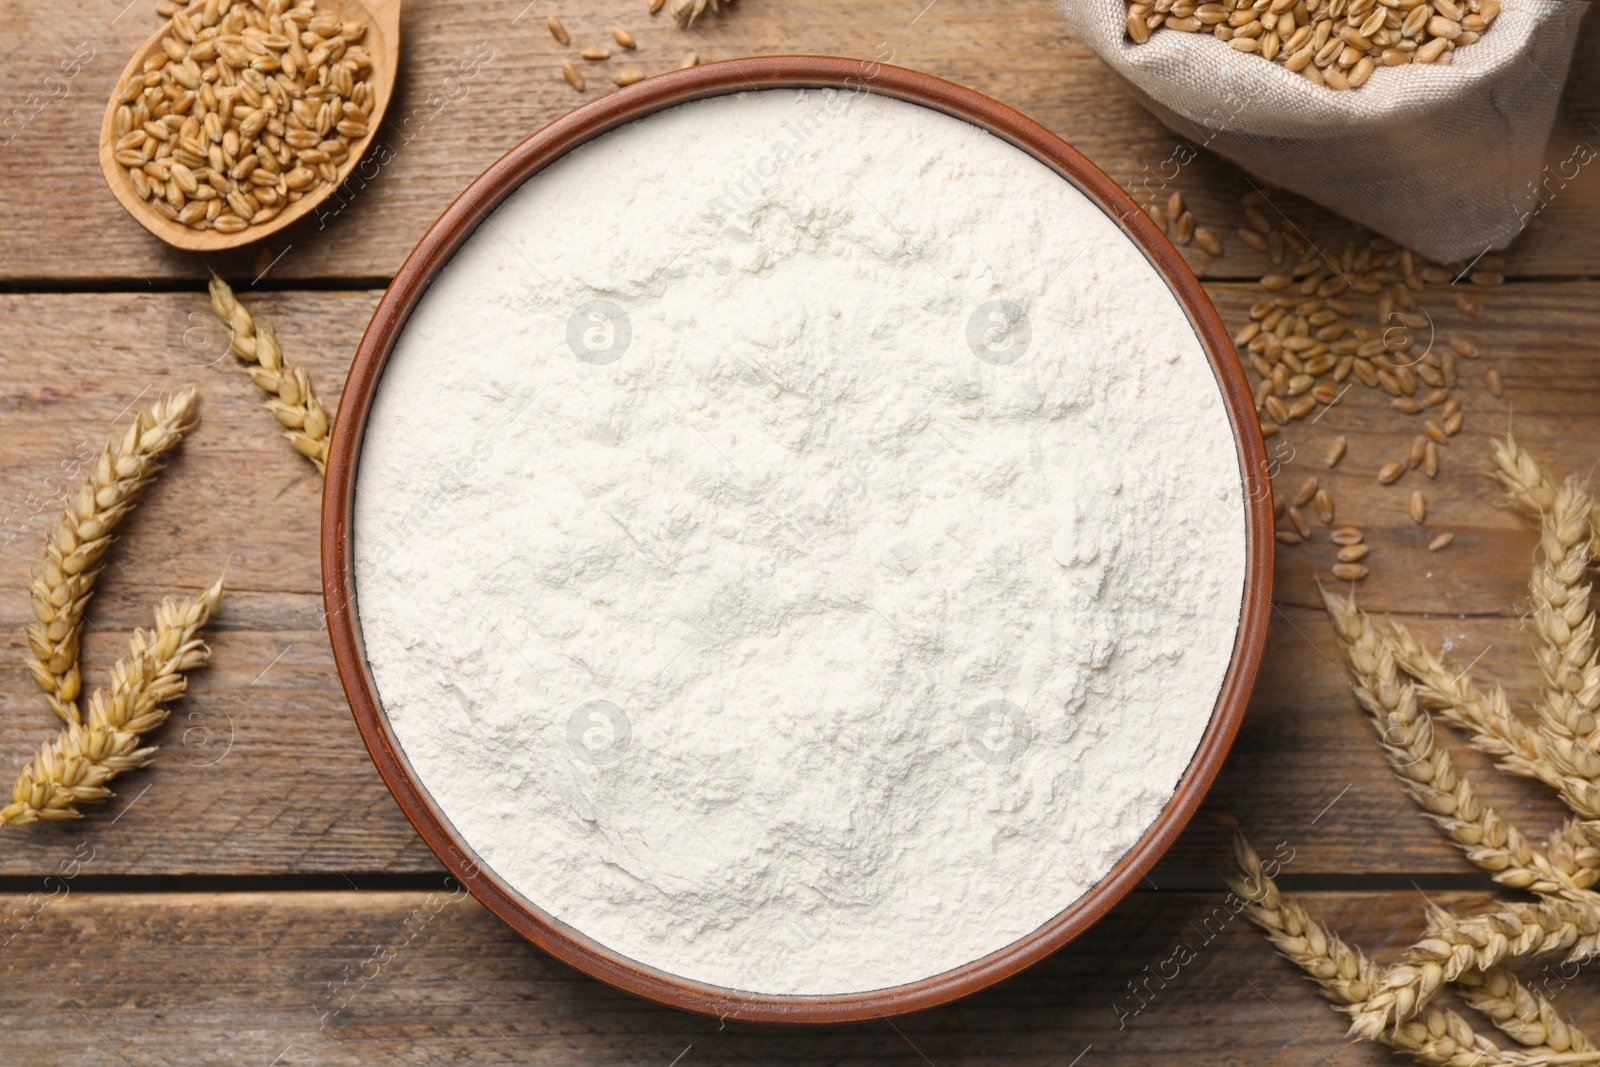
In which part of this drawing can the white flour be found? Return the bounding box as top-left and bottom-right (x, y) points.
(354, 88), (1247, 996)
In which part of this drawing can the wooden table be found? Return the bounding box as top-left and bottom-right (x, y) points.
(2, 0), (1597, 1061)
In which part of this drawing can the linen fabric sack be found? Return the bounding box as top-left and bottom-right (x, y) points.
(1053, 0), (1588, 263)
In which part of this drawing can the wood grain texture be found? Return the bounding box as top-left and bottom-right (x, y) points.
(0, 281), (1595, 877)
(3, 888), (1573, 1066)
(2, 0), (1598, 1058)
(0, 0), (1593, 283)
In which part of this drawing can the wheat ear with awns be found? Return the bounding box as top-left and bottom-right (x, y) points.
(4, 579), (224, 826)
(208, 273), (332, 473)
(25, 387), (199, 726)
(1231, 833), (1600, 1065)
(1232, 435), (1600, 1065)
(670, 0), (734, 24)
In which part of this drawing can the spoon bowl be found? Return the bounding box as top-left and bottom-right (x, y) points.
(98, 0), (400, 252)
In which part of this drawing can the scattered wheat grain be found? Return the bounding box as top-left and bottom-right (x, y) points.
(1173, 211), (1195, 245)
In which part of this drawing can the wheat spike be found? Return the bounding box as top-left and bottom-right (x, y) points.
(1387, 619), (1549, 782)
(1528, 481), (1600, 784)
(1229, 832), (1380, 1006)
(669, 0), (734, 24)
(3, 580), (223, 826)
(1456, 965), (1593, 1052)
(1492, 435), (1600, 559)
(207, 273), (331, 473)
(1324, 589), (1598, 906)
(1548, 817), (1600, 892)
(1386, 620), (1600, 888)
(1493, 434), (1560, 519)
(24, 388), (199, 726)
(1347, 898), (1600, 1039)
(1229, 832), (1557, 1067)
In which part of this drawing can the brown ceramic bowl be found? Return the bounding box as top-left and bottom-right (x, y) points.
(322, 55), (1273, 1024)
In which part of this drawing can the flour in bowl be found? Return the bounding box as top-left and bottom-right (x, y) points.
(353, 87), (1247, 995)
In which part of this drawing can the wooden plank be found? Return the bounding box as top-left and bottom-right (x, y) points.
(0, 278), (1593, 875)
(0, 0), (1594, 283)
(6, 888), (1575, 1065)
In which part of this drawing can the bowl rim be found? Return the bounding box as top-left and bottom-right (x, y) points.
(321, 54), (1274, 1024)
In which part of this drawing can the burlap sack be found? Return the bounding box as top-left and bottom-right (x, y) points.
(1054, 0), (1588, 263)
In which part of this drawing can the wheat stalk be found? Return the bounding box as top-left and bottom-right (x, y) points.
(207, 274), (332, 473)
(24, 388), (200, 726)
(1492, 436), (1600, 559)
(1324, 590), (1598, 906)
(2, 580), (223, 826)
(669, 0), (735, 24)
(1227, 832), (1583, 1067)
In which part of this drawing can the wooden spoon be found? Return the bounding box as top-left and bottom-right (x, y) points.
(98, 0), (400, 253)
